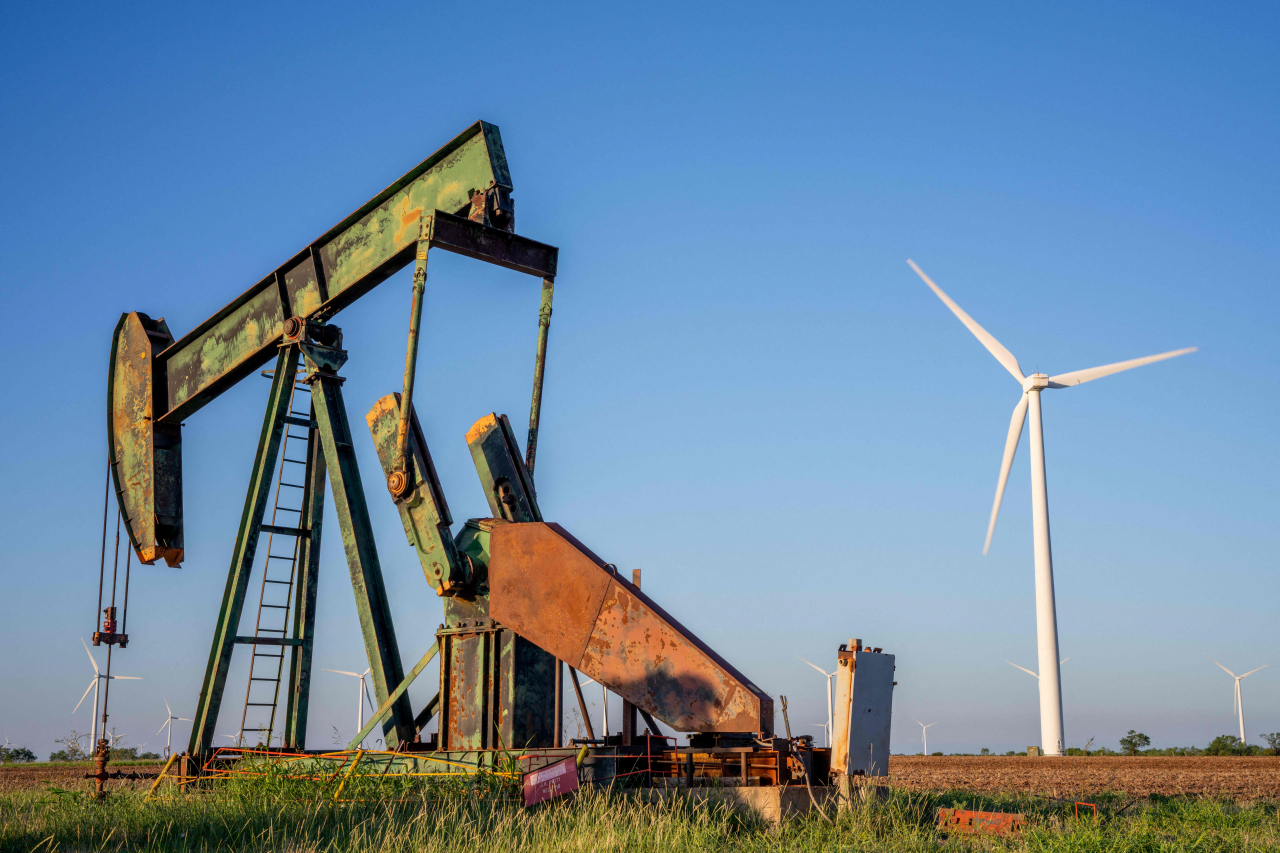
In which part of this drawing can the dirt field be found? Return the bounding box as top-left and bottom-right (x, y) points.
(5, 756), (1280, 800)
(0, 763), (165, 794)
(888, 755), (1280, 800)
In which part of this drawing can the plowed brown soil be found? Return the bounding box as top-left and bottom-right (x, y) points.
(0, 763), (164, 793)
(888, 755), (1280, 800)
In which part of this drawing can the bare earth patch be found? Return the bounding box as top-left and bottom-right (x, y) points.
(0, 764), (164, 793)
(888, 755), (1280, 800)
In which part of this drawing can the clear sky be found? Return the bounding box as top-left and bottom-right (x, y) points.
(1, 1), (1277, 758)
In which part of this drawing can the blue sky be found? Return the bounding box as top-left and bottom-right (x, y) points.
(1, 1), (1277, 757)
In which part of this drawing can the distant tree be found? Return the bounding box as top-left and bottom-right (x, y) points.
(1120, 731), (1151, 755)
(50, 732), (91, 762)
(931, 752), (943, 756)
(1260, 733), (1280, 756)
(0, 746), (36, 763)
(1204, 735), (1257, 756)
(980, 748), (990, 756)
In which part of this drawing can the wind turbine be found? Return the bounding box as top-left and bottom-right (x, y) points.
(156, 699), (192, 758)
(915, 720), (937, 755)
(323, 667), (373, 747)
(909, 259), (1195, 756)
(1007, 658), (1070, 679)
(578, 674), (609, 738)
(1211, 660), (1267, 744)
(74, 638), (140, 748)
(812, 723), (829, 745)
(798, 656), (835, 748)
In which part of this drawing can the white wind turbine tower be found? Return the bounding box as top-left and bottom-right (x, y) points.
(323, 667), (373, 747)
(73, 638), (140, 748)
(156, 699), (193, 758)
(909, 260), (1196, 756)
(915, 720), (937, 755)
(798, 657), (835, 748)
(1211, 660), (1267, 744)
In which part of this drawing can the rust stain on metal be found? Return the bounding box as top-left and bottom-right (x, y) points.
(936, 808), (1026, 836)
(488, 522), (772, 734)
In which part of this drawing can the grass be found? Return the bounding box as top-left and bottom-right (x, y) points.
(0, 774), (1277, 852)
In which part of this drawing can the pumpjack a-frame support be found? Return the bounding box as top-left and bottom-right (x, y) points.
(189, 332), (417, 756)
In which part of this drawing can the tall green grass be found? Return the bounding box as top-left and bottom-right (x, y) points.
(1, 778), (1276, 852)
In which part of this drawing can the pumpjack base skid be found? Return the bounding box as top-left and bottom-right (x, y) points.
(187, 741), (834, 791)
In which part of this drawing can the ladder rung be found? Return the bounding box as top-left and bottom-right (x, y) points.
(261, 604), (288, 609)
(265, 579), (292, 585)
(246, 703), (277, 707)
(262, 524), (309, 537)
(268, 555), (296, 561)
(279, 482), (304, 489)
(282, 458), (306, 465)
(273, 506), (302, 513)
(284, 416), (313, 427)
(254, 653), (283, 659)
(250, 677), (281, 682)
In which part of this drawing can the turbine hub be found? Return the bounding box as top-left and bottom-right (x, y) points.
(1022, 373), (1049, 391)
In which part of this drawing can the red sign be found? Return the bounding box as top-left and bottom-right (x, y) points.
(522, 756), (579, 807)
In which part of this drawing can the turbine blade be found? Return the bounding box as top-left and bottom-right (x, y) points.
(165, 698), (172, 716)
(82, 638), (100, 675)
(1211, 659), (1237, 678)
(73, 679), (96, 713)
(1239, 665), (1268, 679)
(322, 669), (361, 677)
(1006, 661), (1039, 678)
(908, 260), (1025, 382)
(1048, 347), (1196, 388)
(984, 394), (1028, 554)
(797, 657), (831, 677)
(1060, 658), (1070, 665)
(158, 719), (170, 736)
(109, 676), (142, 680)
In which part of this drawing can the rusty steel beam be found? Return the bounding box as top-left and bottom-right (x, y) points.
(487, 522), (774, 735)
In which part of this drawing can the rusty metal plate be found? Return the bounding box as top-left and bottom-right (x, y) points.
(108, 311), (183, 567)
(488, 522), (773, 734)
(936, 808), (1026, 836)
(523, 756), (578, 806)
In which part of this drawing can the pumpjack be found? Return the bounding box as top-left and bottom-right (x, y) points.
(107, 121), (891, 789)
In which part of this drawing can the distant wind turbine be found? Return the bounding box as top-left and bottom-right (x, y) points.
(909, 259), (1195, 756)
(74, 638), (140, 748)
(156, 699), (193, 758)
(915, 719), (937, 756)
(1211, 660), (1267, 743)
(323, 667), (373, 747)
(798, 657), (835, 748)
